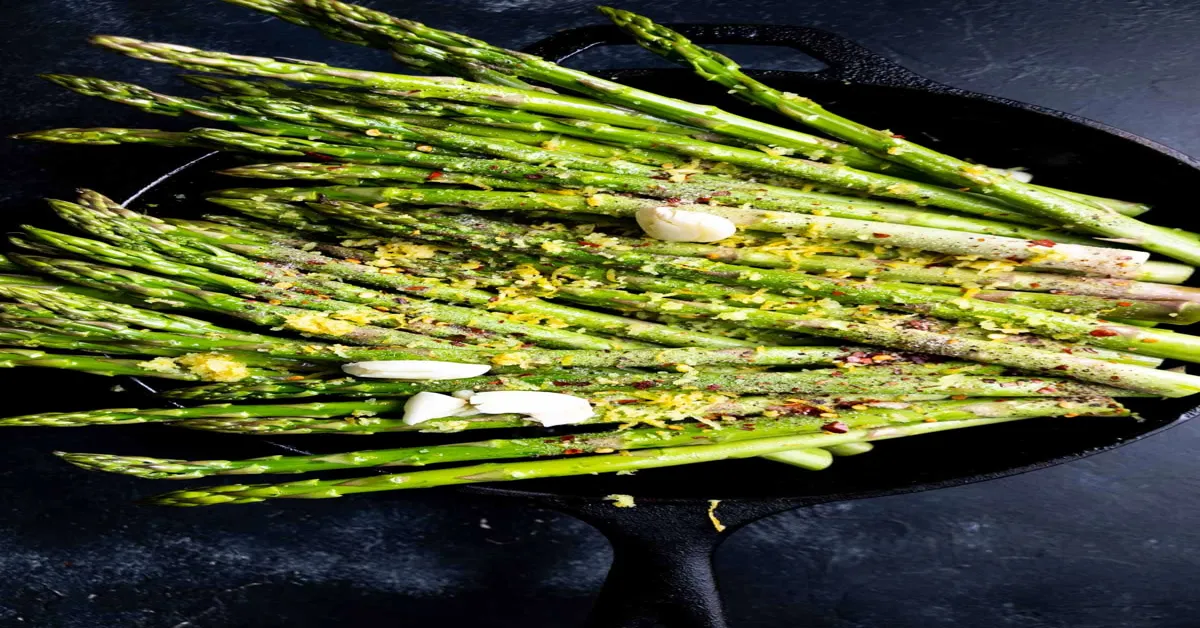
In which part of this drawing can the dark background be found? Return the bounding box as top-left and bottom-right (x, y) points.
(2, 0), (1200, 626)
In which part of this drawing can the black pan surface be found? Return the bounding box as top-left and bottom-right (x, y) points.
(5, 25), (1198, 508)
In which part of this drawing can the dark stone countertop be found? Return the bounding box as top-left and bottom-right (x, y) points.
(1, 1), (1199, 626)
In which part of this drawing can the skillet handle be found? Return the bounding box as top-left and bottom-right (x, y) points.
(521, 23), (950, 90)
(566, 499), (799, 628)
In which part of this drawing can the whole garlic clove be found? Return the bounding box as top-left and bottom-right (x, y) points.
(468, 391), (595, 427)
(635, 206), (737, 243)
(342, 360), (491, 380)
(403, 392), (469, 425)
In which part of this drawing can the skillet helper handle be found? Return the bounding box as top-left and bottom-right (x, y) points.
(521, 22), (948, 90)
(577, 501), (728, 628)
(567, 499), (799, 628)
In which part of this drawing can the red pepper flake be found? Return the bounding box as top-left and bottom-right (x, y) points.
(489, 379), (504, 385)
(821, 421), (850, 434)
(552, 380), (592, 387)
(872, 233), (892, 238)
(950, 395), (968, 400)
(740, 423), (757, 431)
(831, 290), (846, 296)
(426, 171), (444, 180)
(705, 384), (721, 391)
(1089, 328), (1119, 337)
(665, 197), (682, 205)
(525, 174), (544, 180)
(487, 296), (500, 303)
(302, 151), (334, 162)
(632, 381), (656, 390)
(1027, 239), (1057, 247)
(562, 448), (584, 455)
(1061, 348), (1074, 354)
(1053, 365), (1070, 371)
(1029, 282), (1041, 288)
(1036, 387), (1058, 394)
(404, 286), (430, 292)
(560, 435), (576, 442)
(1117, 301), (1133, 307)
(697, 196), (712, 203)
(578, 241), (602, 248)
(615, 399), (641, 405)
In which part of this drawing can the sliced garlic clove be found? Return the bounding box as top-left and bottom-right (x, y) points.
(342, 360), (491, 380)
(999, 168), (1033, 183)
(403, 392), (469, 425)
(636, 206), (737, 243)
(468, 391), (595, 427)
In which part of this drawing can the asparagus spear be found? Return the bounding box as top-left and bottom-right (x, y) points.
(824, 442), (876, 456)
(603, 9), (1200, 265)
(29, 200), (634, 351)
(180, 74), (1152, 219)
(203, 132), (1115, 244)
(381, 257), (1167, 367)
(214, 93), (1077, 226)
(220, 0), (548, 89)
(0, 275), (282, 341)
(236, 0), (906, 168)
(54, 192), (754, 350)
(162, 365), (1136, 401)
(10, 254), (474, 349)
(59, 396), (1128, 478)
(216, 185), (1141, 276)
(0, 399), (408, 427)
(0, 348), (292, 381)
(87, 36), (732, 140)
(144, 416), (1095, 506)
(298, 202), (1200, 361)
(201, 176), (1195, 286)
(174, 396), (956, 434)
(43, 75), (676, 176)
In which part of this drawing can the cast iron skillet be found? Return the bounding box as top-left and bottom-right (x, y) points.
(25, 23), (1200, 628)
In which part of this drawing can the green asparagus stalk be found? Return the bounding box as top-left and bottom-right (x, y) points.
(0, 275), (282, 341)
(87, 36), (731, 140)
(29, 200), (634, 351)
(220, 0), (548, 89)
(42, 75), (674, 176)
(0, 399), (408, 427)
(144, 415), (1098, 506)
(0, 348), (293, 381)
(162, 364), (1136, 402)
(298, 202), (1200, 361)
(227, 1), (897, 170)
(59, 396), (1128, 478)
(217, 185), (1140, 276)
(10, 254), (474, 349)
(180, 73), (1151, 219)
(379, 256), (1166, 367)
(213, 93), (1080, 225)
(200, 177), (1194, 286)
(824, 442), (876, 456)
(53, 193), (753, 350)
(174, 395), (956, 434)
(603, 9), (1200, 265)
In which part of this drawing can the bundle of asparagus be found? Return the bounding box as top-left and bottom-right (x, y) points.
(5, 0), (1197, 507)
